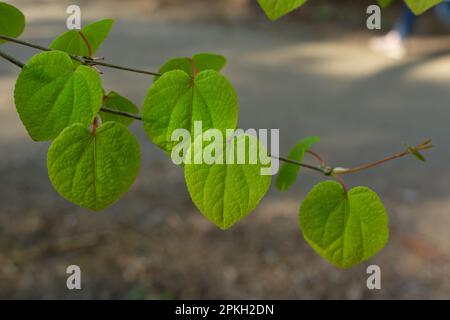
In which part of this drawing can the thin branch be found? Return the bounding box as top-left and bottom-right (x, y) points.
(332, 139), (433, 175)
(0, 35), (51, 51)
(0, 50), (24, 68)
(332, 174), (348, 193)
(0, 35), (161, 77)
(270, 154), (332, 175)
(100, 107), (143, 121)
(83, 58), (161, 77)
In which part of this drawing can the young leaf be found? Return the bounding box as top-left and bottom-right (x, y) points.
(155, 53), (227, 81)
(257, 0), (307, 20)
(49, 19), (114, 56)
(407, 146), (426, 162)
(142, 70), (238, 153)
(0, 2), (26, 44)
(184, 134), (272, 230)
(276, 136), (320, 191)
(14, 51), (103, 141)
(47, 122), (140, 211)
(405, 0), (443, 14)
(100, 91), (139, 127)
(299, 181), (389, 268)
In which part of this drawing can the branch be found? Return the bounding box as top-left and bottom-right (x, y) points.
(270, 154), (332, 175)
(83, 58), (161, 77)
(100, 107), (142, 121)
(0, 42), (432, 179)
(0, 35), (161, 77)
(332, 139), (433, 175)
(0, 50), (24, 68)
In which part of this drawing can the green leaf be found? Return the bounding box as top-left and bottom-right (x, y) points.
(184, 134), (272, 230)
(14, 51), (103, 141)
(299, 181), (389, 268)
(405, 0), (443, 14)
(47, 122), (140, 211)
(100, 91), (139, 127)
(49, 19), (114, 56)
(257, 0), (307, 20)
(155, 53), (226, 81)
(142, 69), (238, 154)
(276, 136), (320, 191)
(192, 53), (227, 73)
(407, 146), (426, 162)
(0, 2), (26, 44)
(377, 0), (393, 8)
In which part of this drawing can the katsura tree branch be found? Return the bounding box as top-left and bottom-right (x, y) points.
(270, 154), (332, 175)
(99, 107), (142, 121)
(82, 58), (161, 77)
(0, 50), (24, 68)
(0, 40), (432, 180)
(306, 150), (325, 165)
(332, 139), (433, 175)
(0, 35), (162, 77)
(0, 35), (51, 51)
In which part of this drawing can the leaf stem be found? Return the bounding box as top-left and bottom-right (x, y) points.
(78, 31), (92, 57)
(306, 149), (325, 165)
(332, 174), (348, 193)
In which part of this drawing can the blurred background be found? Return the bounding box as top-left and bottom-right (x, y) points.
(1, 0), (450, 299)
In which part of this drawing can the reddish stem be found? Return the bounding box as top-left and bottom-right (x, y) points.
(189, 58), (198, 78)
(307, 149), (325, 165)
(78, 31), (92, 57)
(92, 117), (99, 135)
(336, 140), (432, 175)
(333, 174), (348, 194)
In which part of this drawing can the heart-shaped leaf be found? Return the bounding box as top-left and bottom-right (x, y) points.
(184, 134), (272, 230)
(276, 136), (320, 191)
(142, 69), (238, 154)
(47, 122), (140, 211)
(50, 19), (114, 56)
(14, 51), (103, 141)
(257, 0), (307, 20)
(100, 91), (139, 127)
(299, 181), (389, 268)
(0, 2), (25, 44)
(155, 53), (226, 81)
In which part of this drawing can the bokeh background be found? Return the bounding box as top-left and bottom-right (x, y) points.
(1, 0), (450, 299)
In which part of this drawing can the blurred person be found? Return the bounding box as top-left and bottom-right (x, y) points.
(370, 1), (450, 59)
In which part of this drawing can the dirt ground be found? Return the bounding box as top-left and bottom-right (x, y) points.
(1, 0), (450, 299)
